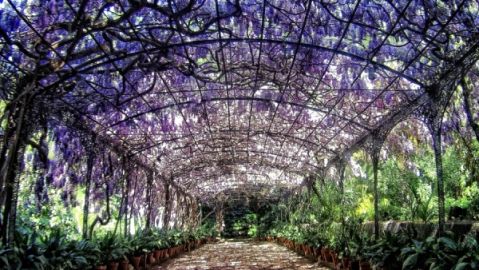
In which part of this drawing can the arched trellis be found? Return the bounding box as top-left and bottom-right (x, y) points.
(0, 0), (478, 243)
(316, 41), (479, 235)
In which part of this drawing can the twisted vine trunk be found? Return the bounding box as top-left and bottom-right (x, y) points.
(82, 152), (95, 239)
(88, 183), (111, 238)
(0, 93), (30, 245)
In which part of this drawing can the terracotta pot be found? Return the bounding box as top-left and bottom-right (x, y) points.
(147, 252), (155, 265)
(119, 260), (130, 270)
(301, 244), (307, 255)
(331, 252), (340, 267)
(139, 254), (145, 267)
(359, 260), (372, 270)
(351, 260), (360, 270)
(95, 266), (107, 270)
(130, 256), (141, 270)
(342, 257), (351, 270)
(163, 248), (169, 258)
(320, 247), (330, 262)
(108, 261), (119, 270)
(305, 245), (312, 257)
(324, 248), (333, 262)
(187, 241), (193, 251)
(153, 249), (161, 263)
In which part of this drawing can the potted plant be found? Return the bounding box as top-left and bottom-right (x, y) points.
(95, 232), (130, 270)
(129, 230), (147, 270)
(150, 231), (167, 264)
(69, 238), (103, 270)
(115, 237), (132, 270)
(364, 231), (409, 270)
(27, 228), (90, 269)
(142, 233), (158, 267)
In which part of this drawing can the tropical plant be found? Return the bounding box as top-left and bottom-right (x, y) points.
(400, 233), (479, 270)
(72, 239), (101, 268)
(454, 233), (479, 270)
(94, 232), (129, 264)
(364, 231), (411, 269)
(130, 231), (149, 256)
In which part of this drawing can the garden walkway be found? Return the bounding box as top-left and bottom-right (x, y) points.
(156, 239), (330, 269)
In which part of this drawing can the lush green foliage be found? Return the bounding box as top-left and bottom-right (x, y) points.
(0, 222), (216, 269)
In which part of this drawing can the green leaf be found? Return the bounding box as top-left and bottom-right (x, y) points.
(438, 237), (458, 251)
(402, 253), (418, 270)
(454, 262), (469, 270)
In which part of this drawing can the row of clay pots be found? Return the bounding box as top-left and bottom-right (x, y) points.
(96, 237), (216, 270)
(265, 237), (373, 270)
(95, 260), (130, 270)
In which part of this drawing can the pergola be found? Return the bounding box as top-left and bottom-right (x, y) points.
(0, 0), (478, 242)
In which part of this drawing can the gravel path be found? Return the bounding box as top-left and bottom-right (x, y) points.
(157, 239), (330, 270)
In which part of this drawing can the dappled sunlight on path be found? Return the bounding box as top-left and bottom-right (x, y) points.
(158, 239), (330, 270)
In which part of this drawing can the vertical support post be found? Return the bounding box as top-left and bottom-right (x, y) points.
(128, 172), (138, 233)
(180, 196), (186, 229)
(82, 149), (95, 239)
(423, 88), (453, 236)
(215, 202), (224, 237)
(145, 170), (153, 229)
(337, 159), (346, 226)
(0, 93), (29, 245)
(163, 181), (170, 229)
(196, 201), (202, 227)
(426, 111), (446, 235)
(124, 168), (131, 237)
(431, 127), (445, 234)
(114, 158), (128, 236)
(173, 190), (180, 229)
(3, 146), (25, 245)
(368, 132), (387, 239)
(371, 149), (380, 239)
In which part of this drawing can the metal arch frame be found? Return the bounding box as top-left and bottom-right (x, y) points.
(108, 96), (376, 131)
(0, 0), (476, 205)
(168, 160), (313, 180)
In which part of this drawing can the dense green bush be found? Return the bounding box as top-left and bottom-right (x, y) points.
(0, 222), (217, 269)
